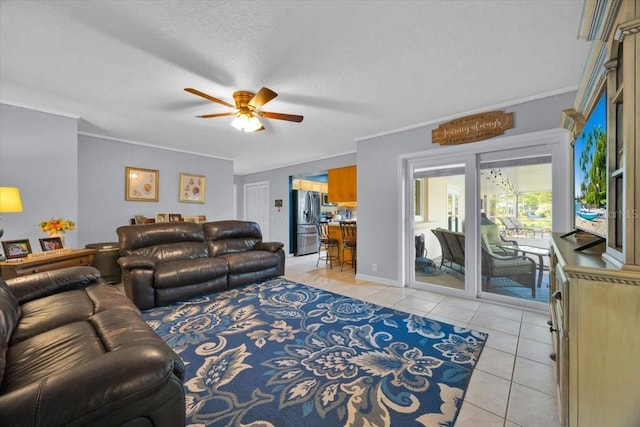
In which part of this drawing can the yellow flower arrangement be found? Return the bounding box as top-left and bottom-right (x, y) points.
(39, 217), (76, 233)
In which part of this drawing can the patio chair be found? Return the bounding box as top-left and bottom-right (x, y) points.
(480, 224), (518, 256)
(431, 228), (465, 272)
(431, 228), (454, 270)
(510, 216), (546, 238)
(498, 217), (534, 236)
(481, 235), (537, 297)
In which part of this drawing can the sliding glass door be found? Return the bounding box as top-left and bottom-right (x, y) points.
(407, 143), (558, 310)
(479, 155), (552, 308)
(411, 162), (469, 293)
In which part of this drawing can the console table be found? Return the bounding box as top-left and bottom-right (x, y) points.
(549, 233), (640, 426)
(0, 248), (97, 279)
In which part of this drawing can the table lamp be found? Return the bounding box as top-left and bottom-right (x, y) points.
(0, 187), (24, 260)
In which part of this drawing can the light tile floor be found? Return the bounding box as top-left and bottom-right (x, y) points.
(284, 254), (560, 427)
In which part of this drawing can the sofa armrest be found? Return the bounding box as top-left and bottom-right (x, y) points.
(118, 255), (157, 270)
(0, 345), (185, 427)
(6, 266), (104, 304)
(258, 241), (284, 252)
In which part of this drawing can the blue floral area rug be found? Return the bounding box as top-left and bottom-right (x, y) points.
(142, 278), (488, 427)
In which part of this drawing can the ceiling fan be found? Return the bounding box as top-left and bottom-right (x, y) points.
(184, 87), (303, 132)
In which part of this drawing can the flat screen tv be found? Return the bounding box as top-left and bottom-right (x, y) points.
(573, 91), (607, 239)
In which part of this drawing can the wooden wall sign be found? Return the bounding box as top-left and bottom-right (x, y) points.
(432, 111), (514, 145)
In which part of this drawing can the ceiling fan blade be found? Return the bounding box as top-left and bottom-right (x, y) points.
(260, 111), (304, 123)
(184, 88), (235, 108)
(248, 87), (277, 109)
(197, 112), (237, 119)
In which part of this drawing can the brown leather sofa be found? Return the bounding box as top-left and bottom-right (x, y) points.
(0, 266), (185, 426)
(117, 220), (285, 310)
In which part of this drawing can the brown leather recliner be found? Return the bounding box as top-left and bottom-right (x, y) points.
(117, 220), (285, 310)
(0, 266), (185, 426)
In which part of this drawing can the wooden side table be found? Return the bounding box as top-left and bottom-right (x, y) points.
(0, 248), (97, 280)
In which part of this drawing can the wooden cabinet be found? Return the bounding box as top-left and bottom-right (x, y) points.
(328, 165), (357, 202)
(0, 248), (97, 279)
(293, 178), (326, 193)
(563, 1), (639, 267)
(549, 233), (640, 427)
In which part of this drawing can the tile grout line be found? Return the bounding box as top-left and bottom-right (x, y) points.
(501, 313), (525, 426)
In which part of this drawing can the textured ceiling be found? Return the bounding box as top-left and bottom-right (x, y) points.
(0, 0), (591, 175)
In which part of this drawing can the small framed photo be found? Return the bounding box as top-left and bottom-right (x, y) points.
(155, 212), (169, 223)
(125, 166), (159, 202)
(183, 215), (199, 223)
(197, 215), (207, 223)
(39, 237), (64, 251)
(179, 173), (206, 203)
(2, 239), (32, 259)
(169, 213), (183, 222)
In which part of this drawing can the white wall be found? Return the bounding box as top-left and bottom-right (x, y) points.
(78, 134), (234, 245)
(0, 103), (235, 254)
(0, 104), (79, 249)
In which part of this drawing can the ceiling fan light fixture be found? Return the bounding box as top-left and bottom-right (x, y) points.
(230, 113), (262, 132)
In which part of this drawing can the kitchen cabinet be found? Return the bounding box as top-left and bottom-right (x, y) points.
(293, 179), (326, 193)
(549, 233), (640, 427)
(328, 165), (357, 202)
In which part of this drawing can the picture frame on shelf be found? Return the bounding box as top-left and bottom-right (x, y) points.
(169, 213), (183, 222)
(155, 212), (169, 223)
(179, 172), (206, 203)
(197, 215), (207, 223)
(2, 239), (32, 259)
(39, 237), (64, 251)
(183, 215), (199, 223)
(125, 166), (159, 202)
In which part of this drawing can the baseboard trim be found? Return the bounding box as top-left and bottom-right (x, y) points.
(355, 273), (401, 287)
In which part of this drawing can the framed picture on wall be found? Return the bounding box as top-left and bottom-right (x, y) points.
(179, 173), (206, 203)
(2, 239), (32, 259)
(125, 166), (159, 202)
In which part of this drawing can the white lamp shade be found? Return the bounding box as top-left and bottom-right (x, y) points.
(230, 114), (263, 132)
(0, 187), (24, 212)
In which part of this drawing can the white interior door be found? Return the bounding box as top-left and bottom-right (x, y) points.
(244, 181), (270, 240)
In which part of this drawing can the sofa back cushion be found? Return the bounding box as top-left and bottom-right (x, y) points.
(203, 220), (262, 257)
(117, 222), (208, 262)
(0, 278), (21, 388)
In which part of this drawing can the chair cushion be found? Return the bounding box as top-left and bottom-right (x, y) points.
(481, 224), (501, 245)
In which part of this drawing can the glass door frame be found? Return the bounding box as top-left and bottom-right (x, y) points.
(476, 146), (557, 310)
(403, 129), (572, 308)
(407, 154), (479, 298)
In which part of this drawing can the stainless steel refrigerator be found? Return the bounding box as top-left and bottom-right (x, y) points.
(293, 189), (321, 255)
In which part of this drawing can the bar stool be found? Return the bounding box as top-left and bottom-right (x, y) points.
(316, 222), (339, 268)
(339, 221), (357, 272)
